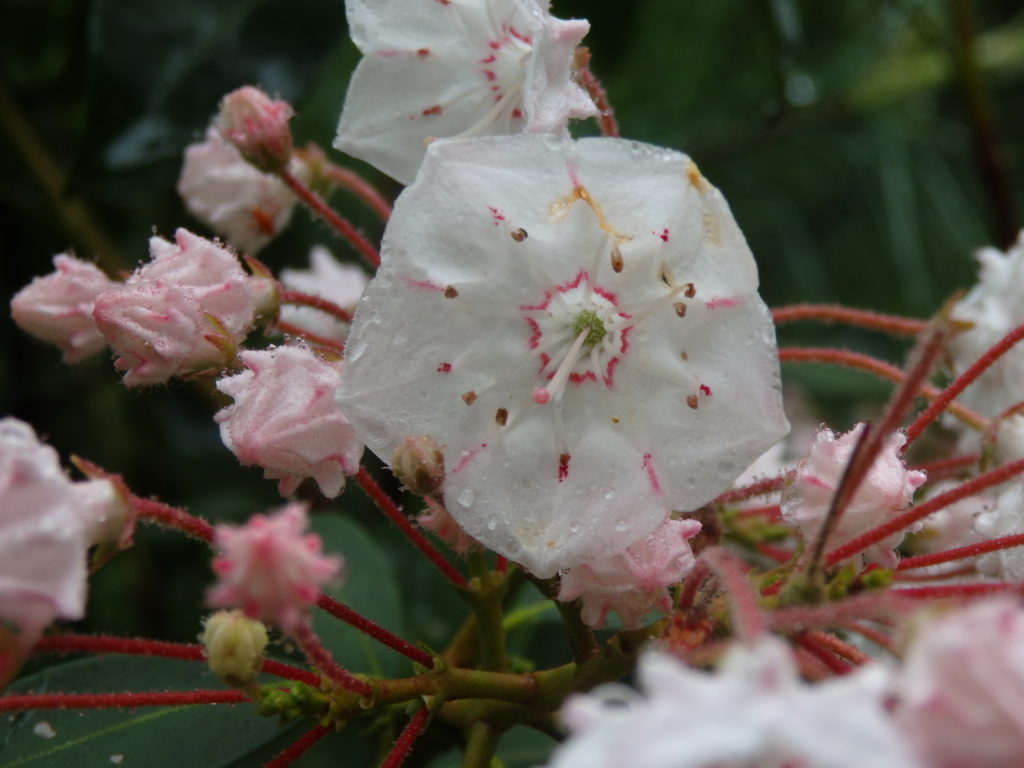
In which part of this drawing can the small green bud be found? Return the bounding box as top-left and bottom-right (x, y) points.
(202, 610), (269, 688)
(391, 435), (446, 497)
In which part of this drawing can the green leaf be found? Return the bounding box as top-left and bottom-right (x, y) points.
(0, 656), (289, 768)
(310, 512), (408, 678)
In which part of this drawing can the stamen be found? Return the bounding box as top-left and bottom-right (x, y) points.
(534, 329), (590, 405)
(610, 245), (623, 273)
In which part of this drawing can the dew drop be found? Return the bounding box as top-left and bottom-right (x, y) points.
(613, 520), (628, 532)
(457, 487), (475, 507)
(486, 517), (498, 530)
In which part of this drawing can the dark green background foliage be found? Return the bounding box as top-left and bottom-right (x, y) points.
(1, 1), (1023, 765)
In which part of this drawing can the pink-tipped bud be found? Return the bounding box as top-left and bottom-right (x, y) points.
(215, 346), (364, 498)
(391, 435), (445, 497)
(208, 503), (341, 632)
(202, 609), (269, 688)
(10, 254), (117, 363)
(92, 229), (255, 386)
(216, 86), (294, 173)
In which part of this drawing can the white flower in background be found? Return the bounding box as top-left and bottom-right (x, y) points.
(548, 639), (922, 768)
(896, 599), (1024, 768)
(949, 231), (1024, 418)
(0, 418), (126, 680)
(336, 135), (788, 577)
(906, 480), (989, 565)
(781, 424), (926, 568)
(10, 253), (117, 363)
(975, 482), (1024, 580)
(278, 246), (368, 344)
(178, 128), (300, 254)
(335, 0), (596, 184)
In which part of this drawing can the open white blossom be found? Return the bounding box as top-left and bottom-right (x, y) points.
(336, 135), (788, 577)
(548, 639), (923, 768)
(334, 0), (596, 184)
(279, 246), (368, 344)
(949, 231), (1024, 418)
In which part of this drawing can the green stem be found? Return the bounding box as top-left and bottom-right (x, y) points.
(530, 575), (599, 664)
(469, 553), (508, 672)
(461, 722), (501, 768)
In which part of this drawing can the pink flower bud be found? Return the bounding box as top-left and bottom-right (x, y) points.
(92, 229), (255, 386)
(178, 128), (300, 254)
(558, 518), (701, 629)
(781, 424), (927, 567)
(417, 497), (477, 554)
(215, 346), (364, 498)
(208, 503), (341, 632)
(216, 86), (294, 173)
(10, 253), (117, 363)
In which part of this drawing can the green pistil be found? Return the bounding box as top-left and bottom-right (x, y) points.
(571, 309), (607, 347)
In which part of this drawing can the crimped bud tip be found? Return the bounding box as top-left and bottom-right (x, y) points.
(391, 435), (445, 497)
(202, 609), (269, 688)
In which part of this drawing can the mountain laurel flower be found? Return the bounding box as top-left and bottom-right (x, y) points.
(208, 503), (341, 632)
(178, 128), (300, 254)
(10, 253), (118, 363)
(336, 135), (789, 577)
(975, 482), (1024, 580)
(334, 0), (596, 184)
(216, 346), (364, 498)
(278, 246), (368, 344)
(949, 231), (1024, 418)
(92, 228), (256, 386)
(216, 86), (294, 174)
(781, 424), (926, 568)
(549, 638), (923, 768)
(557, 518), (701, 629)
(0, 418), (124, 675)
(896, 599), (1024, 768)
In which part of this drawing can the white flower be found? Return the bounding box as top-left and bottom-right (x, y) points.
(336, 135), (788, 577)
(975, 482), (1024, 579)
(334, 0), (596, 184)
(0, 419), (126, 666)
(279, 246), (368, 344)
(896, 599), (1024, 768)
(548, 639), (922, 768)
(949, 231), (1024, 418)
(781, 424), (926, 568)
(178, 128), (299, 254)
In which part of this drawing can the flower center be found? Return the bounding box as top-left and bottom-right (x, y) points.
(571, 309), (607, 347)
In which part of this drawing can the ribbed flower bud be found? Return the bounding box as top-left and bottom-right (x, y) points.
(202, 609), (269, 688)
(217, 87), (294, 173)
(391, 436), (445, 497)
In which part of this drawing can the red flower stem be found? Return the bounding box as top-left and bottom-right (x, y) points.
(898, 533), (1024, 571)
(825, 457), (1024, 566)
(912, 454), (978, 480)
(290, 619), (372, 698)
(702, 548), (765, 640)
(756, 543), (793, 563)
(676, 560), (710, 614)
(278, 168), (380, 268)
(379, 706), (430, 768)
(271, 320), (345, 354)
(263, 723), (331, 768)
(32, 634), (322, 686)
(779, 347), (988, 430)
(772, 303), (927, 336)
(893, 566), (977, 582)
(316, 595), (433, 668)
(891, 582), (1024, 600)
(768, 592), (899, 632)
(355, 468), (468, 588)
(904, 322), (1024, 446)
(132, 496), (214, 543)
(803, 629), (871, 665)
(839, 622), (899, 656)
(0, 690), (246, 711)
(574, 47), (619, 137)
(323, 162), (393, 222)
(713, 472), (792, 505)
(737, 504), (783, 519)
(279, 289), (353, 323)
(792, 633), (853, 675)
